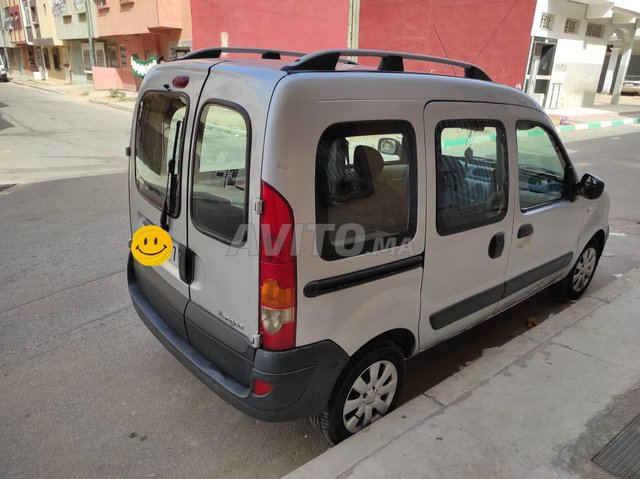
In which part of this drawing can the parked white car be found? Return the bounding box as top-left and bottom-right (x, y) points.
(127, 48), (609, 444)
(622, 75), (640, 95)
(0, 56), (8, 82)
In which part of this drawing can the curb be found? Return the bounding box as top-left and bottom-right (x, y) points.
(89, 99), (135, 113)
(11, 78), (135, 113)
(554, 117), (640, 133)
(285, 267), (640, 479)
(9, 78), (69, 95)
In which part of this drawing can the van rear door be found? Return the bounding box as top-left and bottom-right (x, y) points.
(184, 65), (275, 354)
(129, 63), (214, 341)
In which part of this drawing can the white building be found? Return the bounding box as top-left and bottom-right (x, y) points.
(527, 0), (640, 108)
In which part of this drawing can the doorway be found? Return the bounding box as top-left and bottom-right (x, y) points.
(525, 37), (557, 108)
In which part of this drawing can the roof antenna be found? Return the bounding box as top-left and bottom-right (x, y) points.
(432, 25), (457, 76)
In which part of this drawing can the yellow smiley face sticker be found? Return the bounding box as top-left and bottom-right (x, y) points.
(131, 225), (173, 267)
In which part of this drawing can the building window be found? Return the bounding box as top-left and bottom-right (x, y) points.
(564, 18), (579, 34)
(108, 45), (118, 67)
(78, 12), (86, 22)
(62, 15), (72, 24)
(586, 23), (604, 38)
(21, 0), (31, 26)
(120, 45), (127, 66)
(52, 47), (61, 69)
(539, 12), (554, 31)
(95, 0), (108, 6)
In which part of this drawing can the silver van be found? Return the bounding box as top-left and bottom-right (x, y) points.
(127, 48), (609, 444)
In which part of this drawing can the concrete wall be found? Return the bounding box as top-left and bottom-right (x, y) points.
(190, 0), (350, 51)
(358, 0), (537, 88)
(54, 1), (99, 41)
(92, 65), (136, 90)
(97, 0), (189, 36)
(530, 0), (613, 107)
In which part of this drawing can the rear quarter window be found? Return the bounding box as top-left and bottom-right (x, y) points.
(315, 120), (417, 260)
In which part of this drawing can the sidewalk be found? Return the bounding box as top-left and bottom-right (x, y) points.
(8, 74), (136, 113)
(547, 93), (640, 131)
(288, 268), (640, 479)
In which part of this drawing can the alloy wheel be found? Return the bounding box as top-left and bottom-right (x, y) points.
(572, 246), (597, 293)
(342, 360), (398, 433)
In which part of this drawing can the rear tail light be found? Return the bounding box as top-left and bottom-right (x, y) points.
(259, 181), (296, 351)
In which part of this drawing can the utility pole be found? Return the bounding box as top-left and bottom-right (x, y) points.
(347, 0), (360, 50)
(83, 0), (95, 66)
(0, 6), (10, 71)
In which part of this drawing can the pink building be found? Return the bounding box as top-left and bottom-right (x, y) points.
(190, 0), (536, 90)
(92, 0), (192, 91)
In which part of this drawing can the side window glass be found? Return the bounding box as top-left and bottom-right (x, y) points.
(435, 120), (508, 235)
(135, 92), (187, 213)
(315, 121), (417, 260)
(192, 103), (249, 244)
(516, 122), (566, 210)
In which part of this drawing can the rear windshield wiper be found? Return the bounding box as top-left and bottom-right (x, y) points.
(160, 120), (182, 231)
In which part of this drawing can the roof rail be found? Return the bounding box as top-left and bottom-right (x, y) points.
(177, 47), (306, 61)
(281, 49), (492, 82)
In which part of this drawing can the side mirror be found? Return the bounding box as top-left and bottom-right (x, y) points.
(378, 138), (401, 156)
(577, 173), (604, 200)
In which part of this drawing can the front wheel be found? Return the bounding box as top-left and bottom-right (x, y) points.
(310, 341), (405, 445)
(555, 239), (600, 300)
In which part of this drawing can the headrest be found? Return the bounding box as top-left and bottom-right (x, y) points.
(354, 145), (384, 178)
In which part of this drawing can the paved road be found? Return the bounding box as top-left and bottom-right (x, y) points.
(0, 82), (130, 184)
(1, 83), (639, 478)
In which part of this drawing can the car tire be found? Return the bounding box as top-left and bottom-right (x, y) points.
(310, 340), (405, 445)
(554, 239), (600, 301)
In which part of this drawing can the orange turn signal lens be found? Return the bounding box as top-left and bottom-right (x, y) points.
(260, 278), (294, 309)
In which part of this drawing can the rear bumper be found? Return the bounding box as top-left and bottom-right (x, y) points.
(127, 257), (349, 421)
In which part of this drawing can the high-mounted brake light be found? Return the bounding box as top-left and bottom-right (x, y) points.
(172, 76), (189, 88)
(259, 181), (296, 351)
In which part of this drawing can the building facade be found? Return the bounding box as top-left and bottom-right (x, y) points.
(52, 0), (99, 84)
(3, 0), (30, 74)
(527, 0), (640, 108)
(92, 0), (192, 91)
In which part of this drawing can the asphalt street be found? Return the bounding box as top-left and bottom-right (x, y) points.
(1, 82), (639, 478)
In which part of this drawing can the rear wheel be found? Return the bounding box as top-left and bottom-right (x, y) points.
(555, 239), (600, 300)
(310, 341), (405, 445)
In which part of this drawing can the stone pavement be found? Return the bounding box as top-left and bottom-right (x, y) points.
(287, 268), (640, 479)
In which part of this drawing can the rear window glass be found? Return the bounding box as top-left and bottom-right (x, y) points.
(135, 92), (187, 214)
(192, 103), (250, 244)
(315, 120), (417, 260)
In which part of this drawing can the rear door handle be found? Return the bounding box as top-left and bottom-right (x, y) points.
(178, 245), (195, 284)
(517, 223), (534, 238)
(488, 232), (505, 259)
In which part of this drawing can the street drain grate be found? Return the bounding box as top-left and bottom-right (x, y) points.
(593, 414), (640, 479)
(0, 184), (16, 192)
